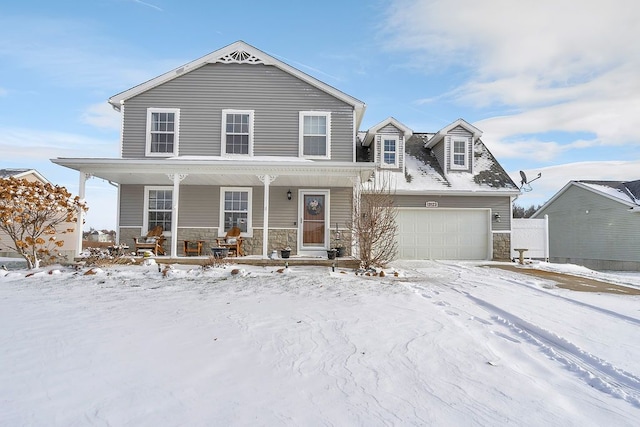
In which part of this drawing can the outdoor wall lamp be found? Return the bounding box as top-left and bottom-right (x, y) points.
(494, 213), (501, 222)
(287, 189), (292, 200)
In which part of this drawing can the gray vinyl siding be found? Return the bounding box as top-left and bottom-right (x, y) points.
(375, 124), (405, 171)
(328, 187), (353, 229)
(121, 63), (355, 161)
(432, 142), (445, 169)
(176, 186), (217, 227)
(445, 126), (473, 174)
(119, 185), (144, 226)
(393, 194), (511, 231)
(536, 185), (640, 265)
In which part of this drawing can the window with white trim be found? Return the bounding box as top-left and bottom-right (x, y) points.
(381, 135), (399, 167)
(219, 187), (252, 235)
(144, 187), (173, 232)
(299, 111), (331, 158)
(222, 109), (254, 155)
(451, 138), (468, 169)
(146, 108), (179, 156)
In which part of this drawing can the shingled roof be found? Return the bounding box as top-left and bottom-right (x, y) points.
(399, 133), (519, 192)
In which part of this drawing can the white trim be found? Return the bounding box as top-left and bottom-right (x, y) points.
(450, 137), (468, 170)
(221, 109), (254, 156)
(362, 116), (413, 147)
(145, 108), (180, 157)
(380, 134), (400, 168)
(298, 189), (330, 254)
(219, 187), (253, 237)
(299, 111), (331, 159)
(426, 118), (482, 149)
(143, 186), (173, 236)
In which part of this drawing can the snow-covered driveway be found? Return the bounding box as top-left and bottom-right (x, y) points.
(1, 260), (639, 426)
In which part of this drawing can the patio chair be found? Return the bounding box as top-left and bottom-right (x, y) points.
(215, 226), (244, 256)
(133, 226), (166, 255)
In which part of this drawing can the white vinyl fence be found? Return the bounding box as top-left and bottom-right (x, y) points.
(511, 215), (549, 261)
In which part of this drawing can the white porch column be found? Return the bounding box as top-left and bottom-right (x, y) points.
(76, 171), (91, 257)
(351, 175), (361, 259)
(258, 174), (277, 259)
(168, 173), (187, 257)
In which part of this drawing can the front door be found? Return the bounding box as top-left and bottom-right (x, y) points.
(299, 190), (329, 253)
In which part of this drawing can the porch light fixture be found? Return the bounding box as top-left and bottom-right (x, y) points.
(287, 189), (292, 200)
(494, 213), (501, 222)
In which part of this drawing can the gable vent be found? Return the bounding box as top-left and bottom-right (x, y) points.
(217, 50), (264, 65)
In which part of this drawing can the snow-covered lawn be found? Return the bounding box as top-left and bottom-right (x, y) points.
(1, 260), (640, 426)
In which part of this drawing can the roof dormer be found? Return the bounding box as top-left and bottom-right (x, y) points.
(362, 117), (413, 171)
(425, 118), (482, 175)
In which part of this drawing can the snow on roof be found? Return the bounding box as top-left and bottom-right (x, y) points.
(364, 135), (519, 193)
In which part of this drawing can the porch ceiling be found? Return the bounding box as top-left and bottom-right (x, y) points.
(51, 158), (376, 187)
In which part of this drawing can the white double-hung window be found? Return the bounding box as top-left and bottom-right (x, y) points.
(299, 111), (331, 158)
(146, 108), (179, 156)
(451, 138), (468, 170)
(144, 187), (173, 233)
(381, 135), (399, 168)
(222, 109), (254, 156)
(219, 187), (252, 236)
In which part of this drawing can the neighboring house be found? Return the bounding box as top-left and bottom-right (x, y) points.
(532, 180), (640, 271)
(87, 230), (111, 243)
(52, 41), (519, 260)
(0, 168), (80, 261)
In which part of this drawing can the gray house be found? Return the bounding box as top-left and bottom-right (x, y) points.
(52, 41), (519, 260)
(532, 180), (640, 271)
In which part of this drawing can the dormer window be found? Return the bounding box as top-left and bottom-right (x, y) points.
(381, 135), (399, 168)
(451, 138), (468, 170)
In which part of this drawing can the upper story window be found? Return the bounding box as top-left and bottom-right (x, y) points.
(146, 108), (179, 156)
(219, 187), (252, 236)
(222, 109), (254, 156)
(144, 187), (173, 233)
(299, 111), (331, 159)
(451, 138), (468, 170)
(381, 135), (399, 168)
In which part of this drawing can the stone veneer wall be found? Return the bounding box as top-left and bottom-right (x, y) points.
(121, 227), (355, 257)
(492, 232), (511, 261)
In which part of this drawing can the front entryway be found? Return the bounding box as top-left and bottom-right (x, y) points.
(299, 190), (329, 254)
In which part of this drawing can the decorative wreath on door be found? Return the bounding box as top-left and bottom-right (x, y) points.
(306, 198), (322, 216)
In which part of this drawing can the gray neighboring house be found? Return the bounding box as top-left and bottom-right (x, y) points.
(52, 40), (519, 260)
(532, 180), (640, 271)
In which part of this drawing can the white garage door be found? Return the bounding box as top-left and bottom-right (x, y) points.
(396, 209), (490, 260)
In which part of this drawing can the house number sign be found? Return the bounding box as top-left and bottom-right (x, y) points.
(426, 201), (438, 208)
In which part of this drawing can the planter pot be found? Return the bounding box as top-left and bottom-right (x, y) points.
(211, 247), (229, 259)
(335, 247), (345, 257)
(280, 249), (291, 259)
(327, 249), (337, 260)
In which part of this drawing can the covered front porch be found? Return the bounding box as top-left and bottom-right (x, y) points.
(52, 157), (375, 259)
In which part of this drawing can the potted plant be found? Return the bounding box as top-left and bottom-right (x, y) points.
(334, 246), (345, 258)
(280, 246), (291, 259)
(327, 248), (337, 260)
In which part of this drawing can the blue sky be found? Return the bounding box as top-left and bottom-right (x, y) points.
(2, 0), (639, 230)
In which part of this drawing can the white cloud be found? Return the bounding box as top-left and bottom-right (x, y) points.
(0, 127), (119, 161)
(82, 103), (122, 131)
(383, 0), (640, 159)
